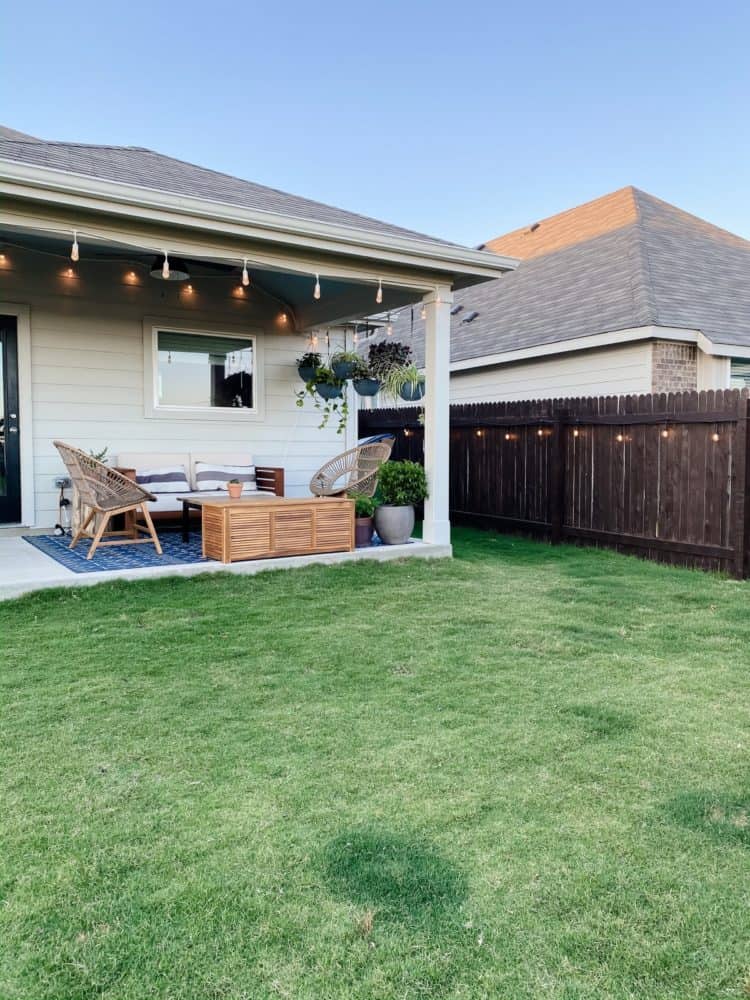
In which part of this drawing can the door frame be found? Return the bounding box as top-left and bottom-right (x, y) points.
(0, 304), (33, 526)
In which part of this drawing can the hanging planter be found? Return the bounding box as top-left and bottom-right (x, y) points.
(317, 381), (344, 401)
(297, 351), (321, 383)
(399, 381), (425, 402)
(331, 351), (360, 380)
(354, 377), (381, 397)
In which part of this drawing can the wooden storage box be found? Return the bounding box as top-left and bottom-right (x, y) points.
(201, 496), (355, 563)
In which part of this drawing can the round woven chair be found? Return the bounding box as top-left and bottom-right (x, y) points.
(310, 436), (395, 497)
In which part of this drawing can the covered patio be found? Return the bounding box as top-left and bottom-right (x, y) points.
(0, 139), (514, 595)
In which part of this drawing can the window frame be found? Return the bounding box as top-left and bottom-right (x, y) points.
(143, 319), (264, 421)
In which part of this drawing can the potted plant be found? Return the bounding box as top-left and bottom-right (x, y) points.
(367, 340), (412, 379)
(314, 365), (344, 400)
(383, 363), (426, 402)
(351, 357), (381, 397)
(297, 351), (321, 382)
(226, 478), (244, 499)
(331, 350), (360, 381)
(374, 460), (428, 545)
(349, 492), (378, 547)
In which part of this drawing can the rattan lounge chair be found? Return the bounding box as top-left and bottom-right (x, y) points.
(310, 435), (395, 498)
(54, 441), (163, 560)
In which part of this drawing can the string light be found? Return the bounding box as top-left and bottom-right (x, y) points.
(616, 433), (624, 443)
(279, 312), (287, 324)
(71, 231), (79, 262)
(162, 252), (170, 280)
(475, 429), (484, 438)
(376, 279), (383, 304)
(386, 314), (393, 336)
(404, 429), (412, 437)
(661, 428), (669, 438)
(711, 431), (720, 442)
(242, 259), (250, 287)
(420, 304), (427, 320)
(313, 274), (321, 300)
(504, 432), (512, 441)
(537, 428), (544, 437)
(573, 428), (580, 437)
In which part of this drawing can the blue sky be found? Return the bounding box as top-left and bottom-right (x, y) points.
(4, 0), (749, 246)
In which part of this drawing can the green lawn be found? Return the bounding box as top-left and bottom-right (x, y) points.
(2, 528), (749, 1000)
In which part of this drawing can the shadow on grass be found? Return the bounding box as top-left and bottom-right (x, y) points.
(322, 828), (467, 923)
(666, 791), (750, 848)
(563, 703), (637, 739)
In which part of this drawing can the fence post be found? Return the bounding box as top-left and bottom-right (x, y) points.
(731, 393), (748, 579)
(550, 408), (568, 544)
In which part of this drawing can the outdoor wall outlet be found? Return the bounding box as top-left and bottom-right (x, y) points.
(54, 476), (72, 489)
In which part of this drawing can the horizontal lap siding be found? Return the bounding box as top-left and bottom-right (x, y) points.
(2, 254), (348, 527)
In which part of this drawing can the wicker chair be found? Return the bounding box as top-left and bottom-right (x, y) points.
(54, 441), (163, 560)
(310, 436), (395, 498)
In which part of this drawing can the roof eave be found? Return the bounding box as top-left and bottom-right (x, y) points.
(0, 157), (517, 283)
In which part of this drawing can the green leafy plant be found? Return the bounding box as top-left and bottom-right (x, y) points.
(381, 363), (425, 402)
(368, 341), (412, 378)
(350, 356), (371, 380)
(89, 446), (109, 463)
(348, 492), (377, 518)
(296, 351), (322, 369)
(378, 460), (428, 506)
(295, 365), (348, 434)
(228, 478), (241, 484)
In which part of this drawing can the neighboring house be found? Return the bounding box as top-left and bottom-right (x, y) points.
(372, 187), (750, 404)
(0, 125), (511, 538)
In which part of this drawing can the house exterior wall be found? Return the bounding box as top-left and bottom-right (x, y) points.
(651, 340), (697, 392)
(447, 342), (653, 404)
(1, 248), (349, 529)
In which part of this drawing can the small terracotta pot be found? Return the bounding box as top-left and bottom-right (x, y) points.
(227, 482), (244, 499)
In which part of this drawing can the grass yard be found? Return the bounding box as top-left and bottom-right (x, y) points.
(1, 528), (749, 1000)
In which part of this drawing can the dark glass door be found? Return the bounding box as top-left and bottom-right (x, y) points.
(0, 317), (21, 523)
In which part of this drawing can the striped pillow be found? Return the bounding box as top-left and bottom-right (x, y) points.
(194, 463), (259, 492)
(135, 465), (190, 494)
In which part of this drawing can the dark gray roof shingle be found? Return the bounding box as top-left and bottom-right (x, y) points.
(382, 187), (750, 364)
(0, 128), (456, 247)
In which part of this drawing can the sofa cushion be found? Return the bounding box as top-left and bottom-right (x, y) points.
(194, 462), (259, 492)
(135, 465), (190, 494)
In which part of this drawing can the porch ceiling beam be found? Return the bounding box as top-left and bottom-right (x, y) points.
(0, 160), (517, 283)
(0, 204), (449, 298)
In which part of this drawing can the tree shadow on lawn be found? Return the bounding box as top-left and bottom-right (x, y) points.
(322, 828), (468, 925)
(562, 703), (637, 739)
(666, 790), (750, 848)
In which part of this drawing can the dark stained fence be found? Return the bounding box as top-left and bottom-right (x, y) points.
(359, 389), (750, 577)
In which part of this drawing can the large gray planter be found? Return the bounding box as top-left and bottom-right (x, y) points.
(374, 504), (415, 545)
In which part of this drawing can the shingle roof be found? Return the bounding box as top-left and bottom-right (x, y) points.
(382, 187), (750, 365)
(0, 126), (456, 247)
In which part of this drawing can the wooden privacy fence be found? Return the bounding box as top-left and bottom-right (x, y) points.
(359, 389), (750, 576)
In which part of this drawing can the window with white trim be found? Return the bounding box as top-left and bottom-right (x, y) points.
(155, 329), (256, 412)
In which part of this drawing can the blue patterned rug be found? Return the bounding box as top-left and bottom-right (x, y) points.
(23, 531), (210, 574)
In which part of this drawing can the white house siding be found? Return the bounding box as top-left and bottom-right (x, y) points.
(447, 342), (653, 404)
(1, 249), (350, 528)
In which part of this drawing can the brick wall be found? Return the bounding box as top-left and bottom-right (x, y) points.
(651, 340), (697, 392)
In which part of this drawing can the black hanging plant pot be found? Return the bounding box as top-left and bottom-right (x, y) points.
(353, 377), (381, 397)
(298, 364), (317, 382)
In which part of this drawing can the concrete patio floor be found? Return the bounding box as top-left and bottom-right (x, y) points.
(0, 535), (451, 601)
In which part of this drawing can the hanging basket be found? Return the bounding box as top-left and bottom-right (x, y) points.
(332, 360), (357, 380)
(353, 377), (381, 397)
(399, 381), (425, 402)
(316, 383), (344, 401)
(298, 364), (317, 383)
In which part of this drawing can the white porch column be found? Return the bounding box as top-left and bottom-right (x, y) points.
(422, 285), (453, 547)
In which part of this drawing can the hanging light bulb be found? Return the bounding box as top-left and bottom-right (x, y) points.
(242, 259), (250, 287)
(376, 279), (383, 304)
(162, 252), (170, 280)
(420, 304), (427, 321)
(313, 274), (321, 300)
(71, 231), (79, 262)
(386, 314), (393, 336)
